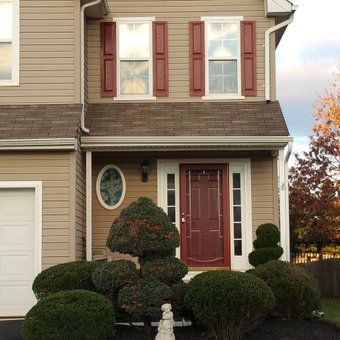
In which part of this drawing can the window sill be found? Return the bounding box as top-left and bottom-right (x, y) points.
(0, 80), (19, 87)
(202, 95), (245, 100)
(114, 96), (156, 101)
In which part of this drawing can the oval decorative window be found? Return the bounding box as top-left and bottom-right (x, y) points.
(96, 165), (126, 209)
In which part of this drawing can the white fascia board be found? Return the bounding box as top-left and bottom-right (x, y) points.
(0, 138), (77, 151)
(265, 0), (296, 17)
(81, 136), (293, 149)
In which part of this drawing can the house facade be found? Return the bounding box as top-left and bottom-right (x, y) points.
(0, 0), (296, 317)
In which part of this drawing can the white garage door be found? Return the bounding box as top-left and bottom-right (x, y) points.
(0, 188), (37, 317)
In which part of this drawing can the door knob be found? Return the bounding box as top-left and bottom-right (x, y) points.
(181, 213), (186, 223)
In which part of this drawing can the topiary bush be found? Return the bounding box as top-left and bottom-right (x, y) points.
(250, 260), (321, 319)
(32, 261), (102, 300)
(141, 257), (188, 285)
(185, 270), (275, 340)
(106, 197), (179, 263)
(92, 260), (138, 294)
(22, 290), (115, 340)
(249, 223), (283, 267)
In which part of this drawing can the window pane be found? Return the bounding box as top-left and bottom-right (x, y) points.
(233, 206), (241, 222)
(233, 190), (241, 205)
(100, 168), (123, 207)
(0, 2), (13, 40)
(223, 75), (238, 93)
(168, 207), (175, 223)
(234, 240), (242, 256)
(233, 173), (240, 188)
(120, 61), (149, 94)
(167, 190), (175, 206)
(234, 223), (242, 239)
(167, 174), (175, 189)
(119, 23), (149, 58)
(222, 22), (238, 39)
(209, 61), (237, 94)
(0, 42), (12, 80)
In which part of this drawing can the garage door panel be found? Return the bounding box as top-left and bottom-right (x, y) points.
(0, 191), (35, 220)
(0, 222), (35, 251)
(0, 252), (35, 281)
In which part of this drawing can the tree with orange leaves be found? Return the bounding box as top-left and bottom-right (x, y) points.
(289, 82), (340, 253)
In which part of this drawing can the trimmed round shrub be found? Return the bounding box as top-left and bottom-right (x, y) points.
(253, 223), (280, 248)
(23, 290), (115, 340)
(106, 197), (179, 261)
(248, 245), (284, 267)
(32, 261), (102, 299)
(250, 260), (320, 319)
(118, 278), (172, 319)
(186, 270), (275, 340)
(141, 257), (188, 285)
(92, 260), (138, 293)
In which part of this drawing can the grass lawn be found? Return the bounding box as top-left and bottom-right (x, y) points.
(321, 298), (340, 326)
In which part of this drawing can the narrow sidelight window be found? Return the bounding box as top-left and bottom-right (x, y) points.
(167, 174), (176, 225)
(232, 173), (242, 256)
(0, 0), (19, 86)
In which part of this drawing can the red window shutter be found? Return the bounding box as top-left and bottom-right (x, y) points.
(241, 21), (256, 96)
(189, 21), (205, 96)
(100, 22), (116, 97)
(153, 21), (168, 97)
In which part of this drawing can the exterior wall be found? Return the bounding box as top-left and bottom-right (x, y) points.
(0, 0), (80, 104)
(0, 151), (78, 269)
(92, 151), (279, 257)
(87, 0), (276, 103)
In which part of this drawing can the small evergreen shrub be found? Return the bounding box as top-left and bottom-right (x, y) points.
(248, 246), (283, 267)
(141, 257), (188, 285)
(249, 223), (283, 267)
(250, 260), (321, 319)
(106, 197), (179, 263)
(92, 260), (138, 293)
(118, 278), (172, 319)
(186, 270), (275, 340)
(32, 261), (102, 299)
(22, 290), (115, 340)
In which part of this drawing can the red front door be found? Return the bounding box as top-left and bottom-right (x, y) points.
(180, 164), (230, 268)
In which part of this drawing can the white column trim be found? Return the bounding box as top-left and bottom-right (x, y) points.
(86, 151), (93, 261)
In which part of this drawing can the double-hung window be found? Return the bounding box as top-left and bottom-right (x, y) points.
(117, 19), (153, 99)
(204, 17), (242, 98)
(0, 0), (19, 86)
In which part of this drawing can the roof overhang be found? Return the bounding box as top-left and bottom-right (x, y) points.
(265, 0), (297, 17)
(0, 138), (77, 151)
(81, 0), (109, 19)
(81, 136), (293, 152)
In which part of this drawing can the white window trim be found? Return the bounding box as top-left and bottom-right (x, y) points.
(0, 0), (19, 86)
(157, 158), (252, 274)
(0, 181), (42, 283)
(96, 164), (126, 210)
(114, 17), (156, 101)
(202, 16), (244, 100)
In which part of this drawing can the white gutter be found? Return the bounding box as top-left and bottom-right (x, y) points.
(80, 0), (102, 133)
(0, 138), (77, 151)
(265, 12), (295, 102)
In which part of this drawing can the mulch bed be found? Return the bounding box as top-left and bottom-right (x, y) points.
(112, 318), (340, 340)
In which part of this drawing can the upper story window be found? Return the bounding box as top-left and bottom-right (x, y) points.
(116, 18), (154, 99)
(203, 17), (242, 99)
(0, 0), (19, 86)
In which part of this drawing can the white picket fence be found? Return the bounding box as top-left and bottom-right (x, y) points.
(291, 252), (340, 264)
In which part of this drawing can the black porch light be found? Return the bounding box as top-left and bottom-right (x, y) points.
(141, 160), (149, 182)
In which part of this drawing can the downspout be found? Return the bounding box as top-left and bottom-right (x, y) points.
(265, 13), (295, 102)
(80, 0), (102, 133)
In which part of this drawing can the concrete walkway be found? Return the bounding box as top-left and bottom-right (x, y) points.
(0, 320), (24, 340)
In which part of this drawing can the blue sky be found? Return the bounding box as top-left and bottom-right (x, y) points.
(276, 0), (340, 155)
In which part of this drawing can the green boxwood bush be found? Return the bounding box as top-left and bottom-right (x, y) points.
(92, 260), (138, 293)
(250, 260), (321, 319)
(106, 197), (179, 262)
(22, 290), (115, 340)
(186, 270), (275, 340)
(118, 278), (172, 319)
(248, 246), (284, 267)
(141, 257), (188, 285)
(32, 261), (102, 299)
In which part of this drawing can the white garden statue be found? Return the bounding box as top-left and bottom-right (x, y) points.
(155, 303), (175, 340)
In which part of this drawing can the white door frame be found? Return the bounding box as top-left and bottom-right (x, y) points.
(0, 181), (43, 280)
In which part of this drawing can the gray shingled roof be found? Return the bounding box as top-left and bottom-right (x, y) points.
(0, 104), (82, 139)
(86, 101), (289, 137)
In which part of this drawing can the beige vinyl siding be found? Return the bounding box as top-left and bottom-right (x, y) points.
(0, 151), (75, 269)
(87, 0), (276, 103)
(92, 151), (278, 256)
(0, 0), (80, 104)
